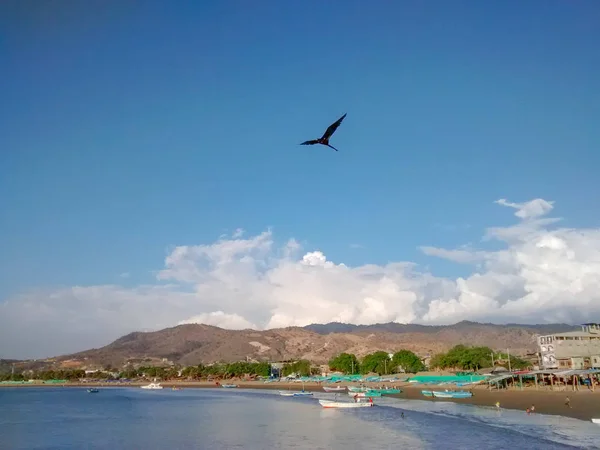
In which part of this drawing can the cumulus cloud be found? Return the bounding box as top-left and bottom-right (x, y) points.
(178, 311), (256, 329)
(1, 197), (600, 359)
(494, 198), (555, 220)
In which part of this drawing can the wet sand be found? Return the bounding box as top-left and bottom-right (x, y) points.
(3, 380), (599, 421)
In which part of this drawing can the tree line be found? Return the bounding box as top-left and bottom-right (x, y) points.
(0, 345), (531, 382)
(328, 350), (426, 375)
(428, 345), (530, 371)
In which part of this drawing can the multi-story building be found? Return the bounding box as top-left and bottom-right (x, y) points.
(538, 323), (600, 370)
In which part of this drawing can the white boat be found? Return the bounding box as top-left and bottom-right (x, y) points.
(348, 386), (367, 393)
(279, 391), (296, 397)
(431, 390), (472, 399)
(279, 390), (313, 397)
(592, 418), (600, 425)
(323, 386), (347, 392)
(319, 399), (374, 409)
(221, 384), (238, 388)
(347, 391), (381, 398)
(141, 382), (163, 390)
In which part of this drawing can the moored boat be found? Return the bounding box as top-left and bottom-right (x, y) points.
(279, 390), (313, 397)
(348, 386), (367, 393)
(432, 390), (472, 399)
(141, 382), (163, 390)
(421, 390), (433, 397)
(366, 388), (401, 395)
(319, 399), (374, 408)
(348, 391), (382, 398)
(292, 391), (313, 396)
(87, 388), (99, 393)
(221, 384), (238, 388)
(323, 386), (347, 392)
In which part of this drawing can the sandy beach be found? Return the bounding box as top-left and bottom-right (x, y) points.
(3, 380), (599, 422)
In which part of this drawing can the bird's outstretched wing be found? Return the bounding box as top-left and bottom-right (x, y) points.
(300, 139), (320, 145)
(321, 113), (347, 140)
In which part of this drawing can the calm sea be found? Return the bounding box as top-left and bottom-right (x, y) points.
(1, 387), (599, 449)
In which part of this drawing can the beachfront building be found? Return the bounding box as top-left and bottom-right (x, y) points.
(538, 323), (600, 370)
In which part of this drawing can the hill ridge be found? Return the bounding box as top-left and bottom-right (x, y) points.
(4, 320), (575, 372)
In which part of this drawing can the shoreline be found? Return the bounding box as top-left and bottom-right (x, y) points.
(3, 381), (598, 422)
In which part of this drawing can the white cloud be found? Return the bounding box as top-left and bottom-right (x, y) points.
(178, 311), (256, 329)
(1, 197), (600, 359)
(232, 228), (245, 239)
(419, 246), (489, 264)
(494, 198), (555, 220)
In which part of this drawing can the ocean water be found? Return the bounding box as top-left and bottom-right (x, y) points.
(0, 388), (599, 450)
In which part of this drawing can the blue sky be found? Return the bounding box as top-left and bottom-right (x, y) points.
(1, 1), (599, 324)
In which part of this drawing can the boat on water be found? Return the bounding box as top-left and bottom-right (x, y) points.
(432, 390), (472, 399)
(592, 418), (600, 425)
(421, 390), (433, 397)
(319, 399), (374, 409)
(323, 386), (346, 392)
(279, 390), (313, 397)
(348, 391), (382, 398)
(172, 387), (182, 391)
(87, 388), (99, 393)
(221, 384), (238, 388)
(141, 382), (163, 390)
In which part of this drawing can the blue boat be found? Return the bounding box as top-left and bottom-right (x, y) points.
(421, 390), (433, 397)
(432, 390), (472, 399)
(292, 391), (313, 397)
(87, 388), (99, 393)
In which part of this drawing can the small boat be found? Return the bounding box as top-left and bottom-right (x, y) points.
(432, 390), (472, 399)
(367, 388), (401, 395)
(279, 390), (313, 397)
(141, 382), (163, 390)
(292, 391), (313, 397)
(87, 388), (99, 393)
(592, 418), (600, 425)
(279, 391), (296, 397)
(323, 386), (347, 392)
(319, 399), (374, 409)
(348, 391), (382, 398)
(221, 384), (238, 388)
(172, 387), (182, 391)
(348, 386), (367, 393)
(421, 390), (434, 397)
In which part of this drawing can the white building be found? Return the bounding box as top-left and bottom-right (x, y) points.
(538, 323), (600, 370)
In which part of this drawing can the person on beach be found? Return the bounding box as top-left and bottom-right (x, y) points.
(495, 401), (500, 409)
(565, 397), (571, 408)
(401, 412), (405, 419)
(530, 404), (535, 413)
(526, 408), (531, 415)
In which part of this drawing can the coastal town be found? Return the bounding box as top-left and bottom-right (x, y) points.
(2, 322), (600, 421)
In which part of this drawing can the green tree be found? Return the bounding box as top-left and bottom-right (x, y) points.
(328, 353), (359, 374)
(360, 351), (391, 375)
(391, 350), (425, 374)
(429, 345), (494, 370)
(282, 360), (312, 377)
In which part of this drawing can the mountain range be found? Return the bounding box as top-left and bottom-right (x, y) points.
(4, 321), (576, 372)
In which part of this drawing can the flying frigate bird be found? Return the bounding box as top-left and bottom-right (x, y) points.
(300, 113), (347, 152)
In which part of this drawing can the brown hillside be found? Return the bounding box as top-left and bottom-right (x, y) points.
(35, 321), (574, 370)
